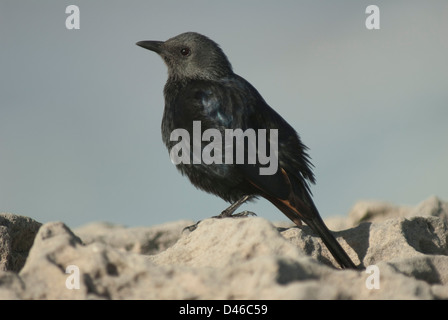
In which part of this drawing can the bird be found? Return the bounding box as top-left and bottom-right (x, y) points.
(136, 32), (357, 269)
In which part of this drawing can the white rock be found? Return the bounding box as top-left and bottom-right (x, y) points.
(0, 196), (447, 299)
(74, 220), (193, 255)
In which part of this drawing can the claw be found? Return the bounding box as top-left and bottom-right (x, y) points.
(182, 221), (202, 233)
(182, 210), (257, 234)
(182, 195), (256, 234)
(218, 210), (257, 218)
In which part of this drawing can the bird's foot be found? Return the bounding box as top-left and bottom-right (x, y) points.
(183, 195), (256, 233)
(216, 210), (257, 219)
(182, 210), (257, 233)
(182, 221), (202, 233)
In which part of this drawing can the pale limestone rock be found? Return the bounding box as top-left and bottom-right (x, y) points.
(0, 196), (447, 299)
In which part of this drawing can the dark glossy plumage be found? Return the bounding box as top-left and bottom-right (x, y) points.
(137, 32), (357, 269)
(162, 75), (314, 203)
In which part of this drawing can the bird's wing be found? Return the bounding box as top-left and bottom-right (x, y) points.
(174, 76), (316, 198)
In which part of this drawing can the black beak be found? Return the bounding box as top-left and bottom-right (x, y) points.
(136, 40), (164, 54)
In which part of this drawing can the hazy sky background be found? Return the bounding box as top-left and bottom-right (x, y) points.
(1, 1), (447, 228)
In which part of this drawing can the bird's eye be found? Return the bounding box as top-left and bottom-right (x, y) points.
(180, 47), (191, 56)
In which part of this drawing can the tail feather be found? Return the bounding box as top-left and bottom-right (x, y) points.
(303, 214), (357, 269)
(248, 171), (358, 269)
(267, 195), (357, 269)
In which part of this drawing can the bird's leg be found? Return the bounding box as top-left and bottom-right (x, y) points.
(183, 195), (256, 233)
(216, 195), (257, 218)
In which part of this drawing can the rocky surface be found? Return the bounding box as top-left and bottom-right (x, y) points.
(1, 196), (447, 299)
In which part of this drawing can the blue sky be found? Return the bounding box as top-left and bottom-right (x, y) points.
(1, 1), (447, 228)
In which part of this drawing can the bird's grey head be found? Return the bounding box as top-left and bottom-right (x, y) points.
(137, 32), (233, 81)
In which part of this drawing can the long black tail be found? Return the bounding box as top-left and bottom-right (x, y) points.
(302, 214), (357, 269)
(266, 191), (358, 269)
(248, 168), (358, 269)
